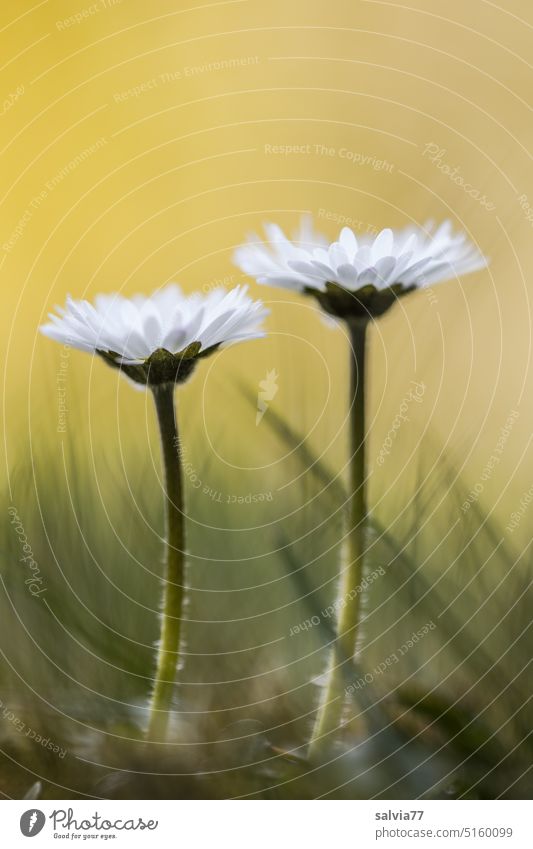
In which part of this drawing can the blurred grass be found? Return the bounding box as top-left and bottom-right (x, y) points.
(0, 384), (531, 799)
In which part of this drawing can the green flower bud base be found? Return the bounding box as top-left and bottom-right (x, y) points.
(307, 281), (416, 321)
(98, 342), (220, 387)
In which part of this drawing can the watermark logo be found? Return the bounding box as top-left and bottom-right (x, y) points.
(256, 368), (279, 425)
(375, 381), (426, 466)
(50, 808), (158, 834)
(20, 809), (45, 837)
(8, 506), (46, 597)
(421, 142), (496, 212)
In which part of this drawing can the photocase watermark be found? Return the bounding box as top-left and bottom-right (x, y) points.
(505, 483), (533, 534)
(317, 207), (379, 236)
(174, 439), (273, 504)
(264, 143), (394, 172)
(3, 137), (108, 253)
(461, 409), (519, 514)
(1, 84), (24, 117)
(0, 697), (66, 759)
(56, 0), (122, 30)
(289, 566), (385, 637)
(113, 57), (261, 102)
(20, 806), (158, 837)
(256, 368), (278, 425)
(375, 381), (426, 466)
(345, 620), (436, 695)
(20, 809), (46, 837)
(517, 194), (533, 229)
(7, 507), (46, 597)
(57, 344), (70, 433)
(421, 143), (496, 212)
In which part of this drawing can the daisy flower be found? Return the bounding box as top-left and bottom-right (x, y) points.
(41, 284), (269, 386)
(234, 219), (487, 319)
(41, 283), (268, 743)
(235, 217), (487, 758)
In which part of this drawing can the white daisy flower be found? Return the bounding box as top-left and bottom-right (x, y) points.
(41, 284), (269, 385)
(234, 218), (487, 320)
(40, 282), (269, 742)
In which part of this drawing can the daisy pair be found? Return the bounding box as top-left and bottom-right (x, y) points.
(40, 217), (486, 750)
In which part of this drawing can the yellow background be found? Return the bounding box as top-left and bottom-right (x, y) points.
(1, 0), (532, 536)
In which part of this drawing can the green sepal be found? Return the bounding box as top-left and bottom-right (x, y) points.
(307, 281), (417, 321)
(97, 340), (209, 387)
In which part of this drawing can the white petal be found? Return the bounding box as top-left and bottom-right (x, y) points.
(142, 312), (163, 349)
(400, 258), (435, 285)
(328, 242), (348, 268)
(371, 228), (394, 260)
(161, 324), (187, 353)
(357, 266), (380, 286)
(288, 260), (327, 283)
(374, 256), (397, 288)
(335, 263), (359, 287)
(353, 246), (373, 269)
(339, 227), (358, 257)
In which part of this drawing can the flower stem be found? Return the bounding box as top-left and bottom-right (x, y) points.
(146, 382), (185, 742)
(308, 318), (368, 759)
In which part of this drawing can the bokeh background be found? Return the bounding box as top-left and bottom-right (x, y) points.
(1, 0), (532, 799)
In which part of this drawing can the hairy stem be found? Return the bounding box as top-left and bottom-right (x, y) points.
(146, 382), (185, 742)
(308, 319), (368, 759)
